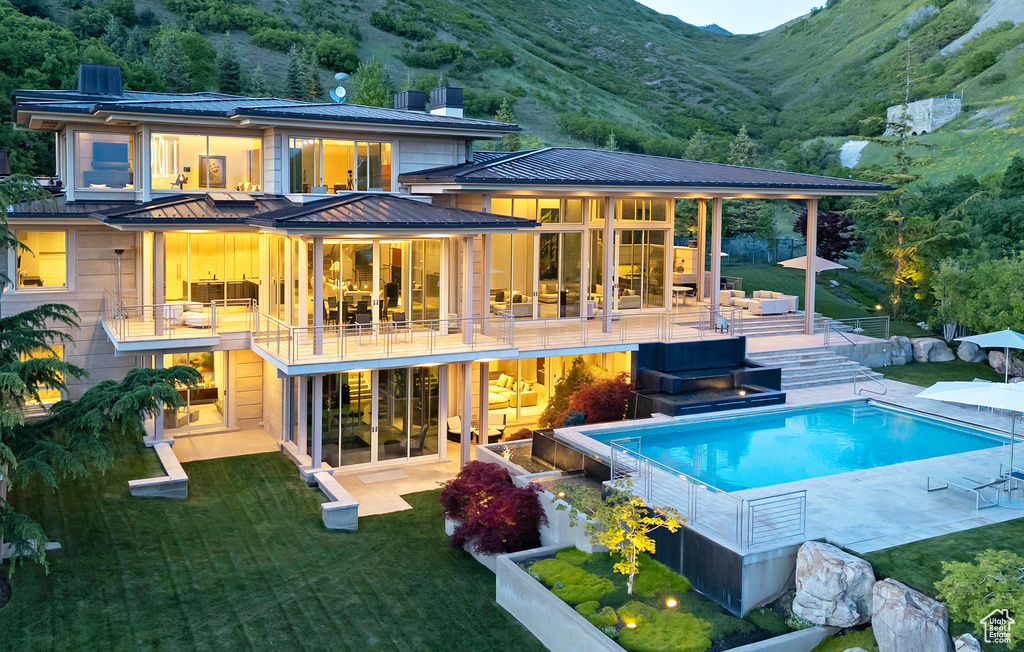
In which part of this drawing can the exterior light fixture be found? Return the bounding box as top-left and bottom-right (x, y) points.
(666, 598), (677, 608)
(557, 491), (565, 498)
(875, 304), (882, 311)
(626, 622), (637, 629)
(738, 390), (747, 396)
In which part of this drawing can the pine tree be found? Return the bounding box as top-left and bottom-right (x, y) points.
(685, 128), (710, 162)
(0, 176), (199, 588)
(285, 46), (304, 100)
(728, 125), (757, 167)
(153, 30), (192, 93)
(101, 16), (129, 58)
(350, 57), (395, 107)
(216, 35), (243, 95)
(604, 130), (618, 151)
(246, 64), (272, 97)
(494, 99), (520, 152)
(302, 49), (324, 101)
(1000, 156), (1024, 199)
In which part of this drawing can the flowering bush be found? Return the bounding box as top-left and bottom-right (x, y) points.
(439, 461), (547, 555)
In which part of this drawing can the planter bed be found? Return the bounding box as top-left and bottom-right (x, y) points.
(501, 545), (818, 652)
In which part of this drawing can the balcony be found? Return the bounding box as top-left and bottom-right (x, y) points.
(101, 292), (256, 352)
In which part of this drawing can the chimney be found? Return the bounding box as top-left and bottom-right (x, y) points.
(78, 63), (123, 96)
(429, 87), (463, 118)
(393, 90), (427, 112)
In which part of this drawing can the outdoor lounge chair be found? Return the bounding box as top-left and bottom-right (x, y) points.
(446, 416), (478, 443)
(926, 472), (1003, 509)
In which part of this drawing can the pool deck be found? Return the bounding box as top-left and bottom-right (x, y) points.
(772, 379), (1023, 553)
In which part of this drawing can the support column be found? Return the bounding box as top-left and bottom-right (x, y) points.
(284, 238), (293, 326)
(804, 198), (819, 335)
(478, 361), (489, 445)
(298, 238), (308, 328)
(462, 235), (474, 345)
(297, 376), (308, 457)
(311, 374), (323, 470)
(313, 236), (324, 355)
(480, 234), (490, 335)
(153, 231), (165, 336)
(460, 362), (473, 467)
(709, 198), (723, 313)
(151, 354), (166, 443)
(602, 196), (615, 332)
(696, 199), (708, 303)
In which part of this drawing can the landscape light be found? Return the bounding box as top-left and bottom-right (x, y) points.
(875, 304), (882, 310)
(557, 491), (566, 498)
(626, 622), (637, 629)
(738, 390), (746, 396)
(666, 598), (677, 608)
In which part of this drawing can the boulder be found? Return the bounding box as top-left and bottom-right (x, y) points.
(956, 341), (988, 364)
(912, 338), (955, 363)
(989, 351), (1024, 377)
(890, 336), (913, 366)
(953, 633), (981, 652)
(872, 579), (953, 652)
(793, 541), (875, 627)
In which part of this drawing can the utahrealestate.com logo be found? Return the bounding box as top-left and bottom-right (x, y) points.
(981, 609), (1016, 644)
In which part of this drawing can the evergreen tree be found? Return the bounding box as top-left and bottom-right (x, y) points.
(247, 64), (272, 97)
(1000, 156), (1024, 199)
(0, 176), (199, 592)
(494, 99), (520, 152)
(101, 16), (129, 58)
(350, 57), (394, 107)
(285, 46), (304, 100)
(604, 130), (618, 151)
(728, 125), (757, 167)
(685, 128), (710, 161)
(153, 29), (192, 93)
(216, 35), (243, 95)
(302, 49), (324, 101)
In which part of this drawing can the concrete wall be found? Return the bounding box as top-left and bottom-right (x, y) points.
(496, 547), (623, 652)
(1, 223), (140, 398)
(885, 97), (961, 135)
(396, 136), (466, 175)
(831, 340), (891, 368)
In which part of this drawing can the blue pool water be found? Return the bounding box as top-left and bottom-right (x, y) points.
(589, 403), (1000, 491)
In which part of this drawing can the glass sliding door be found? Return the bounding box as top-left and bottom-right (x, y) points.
(490, 234), (535, 319)
(589, 231), (604, 313)
(377, 368), (409, 462)
(162, 351), (226, 435)
(538, 233), (582, 318)
(163, 233), (258, 305)
(616, 230), (666, 310)
(320, 371), (373, 467)
(323, 241), (373, 325)
(411, 239), (441, 322)
(561, 232), (582, 318)
(379, 241), (408, 322)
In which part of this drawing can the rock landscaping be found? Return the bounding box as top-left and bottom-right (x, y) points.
(871, 579), (953, 652)
(912, 338), (955, 363)
(793, 542), (875, 628)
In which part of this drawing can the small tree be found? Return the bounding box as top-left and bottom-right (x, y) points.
(685, 128), (710, 162)
(728, 125), (757, 167)
(753, 204), (779, 262)
(1001, 156), (1024, 199)
(566, 373), (632, 425)
(285, 46), (305, 100)
(538, 356), (596, 428)
(246, 64), (272, 97)
(559, 479), (682, 595)
(153, 29), (192, 93)
(936, 549), (1024, 649)
(216, 36), (243, 95)
(793, 209), (857, 262)
(494, 99), (521, 152)
(350, 57), (395, 107)
(604, 130), (618, 152)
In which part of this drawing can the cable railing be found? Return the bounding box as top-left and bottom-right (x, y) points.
(102, 291), (256, 340)
(824, 316), (890, 347)
(610, 437), (807, 550)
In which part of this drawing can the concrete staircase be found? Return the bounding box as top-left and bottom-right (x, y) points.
(746, 347), (884, 390)
(733, 312), (831, 338)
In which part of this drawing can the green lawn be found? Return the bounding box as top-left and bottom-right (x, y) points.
(0, 450), (543, 652)
(873, 359), (1004, 387)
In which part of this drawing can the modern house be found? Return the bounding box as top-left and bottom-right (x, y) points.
(3, 64), (886, 478)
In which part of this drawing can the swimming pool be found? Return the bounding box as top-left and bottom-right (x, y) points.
(588, 403), (1002, 491)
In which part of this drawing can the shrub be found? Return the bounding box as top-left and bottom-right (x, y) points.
(576, 601), (618, 628)
(567, 372), (633, 425)
(450, 483), (547, 555)
(561, 410), (586, 427)
(746, 607), (789, 635)
(936, 549), (1024, 649)
(555, 547), (591, 566)
(618, 600), (658, 625)
(440, 461), (546, 555)
(964, 49), (997, 76)
(530, 558), (615, 605)
(632, 557), (692, 598)
(539, 356), (597, 428)
(501, 427), (532, 442)
(438, 460), (512, 521)
(617, 604), (713, 652)
(979, 72), (1007, 86)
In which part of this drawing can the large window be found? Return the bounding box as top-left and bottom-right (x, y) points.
(492, 198), (583, 224)
(75, 132), (133, 189)
(617, 199), (668, 222)
(490, 234), (536, 319)
(288, 138), (392, 193)
(164, 233), (259, 303)
(616, 230), (666, 309)
(16, 231), (67, 288)
(151, 133), (262, 191)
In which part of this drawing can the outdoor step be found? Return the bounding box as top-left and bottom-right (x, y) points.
(780, 362), (868, 379)
(747, 351), (836, 364)
(783, 371), (884, 390)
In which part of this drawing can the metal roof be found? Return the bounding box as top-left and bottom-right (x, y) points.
(12, 89), (520, 133)
(401, 147), (890, 193)
(10, 193), (536, 231)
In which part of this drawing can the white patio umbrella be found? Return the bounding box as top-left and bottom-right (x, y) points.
(777, 255), (847, 272)
(916, 381), (1024, 504)
(956, 329), (1024, 383)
